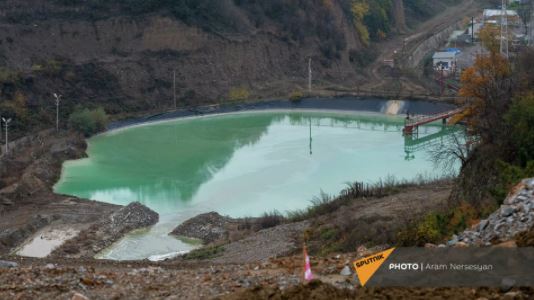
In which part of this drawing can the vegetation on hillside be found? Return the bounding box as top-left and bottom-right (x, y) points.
(0, 1), (468, 139)
(401, 36), (534, 247)
(68, 107), (108, 137)
(299, 27), (534, 251)
(0, 59), (123, 137)
(42, 0), (461, 56)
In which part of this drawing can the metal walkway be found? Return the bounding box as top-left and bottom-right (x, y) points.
(403, 108), (464, 135)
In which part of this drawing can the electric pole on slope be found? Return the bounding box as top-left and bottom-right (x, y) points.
(472, 16), (475, 43)
(53, 93), (62, 132)
(500, 0), (509, 59)
(173, 70), (177, 110)
(309, 117), (312, 156)
(2, 117), (11, 154)
(308, 57), (312, 93)
(529, 0), (534, 47)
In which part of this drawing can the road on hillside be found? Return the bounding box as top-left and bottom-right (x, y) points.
(362, 0), (480, 93)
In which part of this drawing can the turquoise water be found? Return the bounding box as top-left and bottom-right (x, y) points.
(54, 110), (456, 260)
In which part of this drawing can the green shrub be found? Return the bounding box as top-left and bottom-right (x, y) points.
(397, 213), (448, 246)
(505, 94), (534, 166)
(258, 210), (285, 229)
(349, 47), (379, 68)
(396, 201), (483, 247)
(289, 90), (304, 102)
(492, 160), (534, 202)
(0, 68), (19, 82)
(68, 107), (108, 136)
(228, 87), (250, 102)
(184, 245), (224, 260)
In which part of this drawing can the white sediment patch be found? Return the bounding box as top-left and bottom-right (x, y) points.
(16, 226), (80, 258)
(147, 250), (191, 262)
(382, 100), (405, 115)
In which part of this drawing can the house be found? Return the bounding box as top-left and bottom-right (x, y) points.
(483, 9), (521, 26)
(432, 51), (459, 73)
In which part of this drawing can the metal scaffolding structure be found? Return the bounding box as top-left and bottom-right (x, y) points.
(500, 0), (509, 58)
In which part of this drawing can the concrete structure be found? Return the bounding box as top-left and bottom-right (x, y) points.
(483, 9), (521, 26)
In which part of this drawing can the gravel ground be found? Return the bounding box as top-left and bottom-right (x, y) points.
(210, 221), (310, 264)
(1, 249), (532, 300)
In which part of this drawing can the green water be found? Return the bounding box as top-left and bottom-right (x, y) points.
(54, 110), (456, 260)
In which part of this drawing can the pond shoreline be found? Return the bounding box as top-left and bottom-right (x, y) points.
(0, 96), (457, 260)
(108, 97), (458, 132)
(62, 104), (460, 260)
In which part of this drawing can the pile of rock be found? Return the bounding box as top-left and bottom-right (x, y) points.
(109, 202), (159, 234)
(449, 178), (534, 246)
(170, 212), (232, 244)
(52, 202), (158, 258)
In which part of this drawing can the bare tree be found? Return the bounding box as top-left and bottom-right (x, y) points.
(427, 127), (472, 173)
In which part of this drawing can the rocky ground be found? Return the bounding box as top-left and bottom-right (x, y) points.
(449, 178), (534, 247)
(171, 212), (234, 244)
(0, 130), (121, 256)
(51, 202), (159, 259)
(304, 183), (453, 255)
(209, 221), (310, 265)
(1, 238), (533, 300)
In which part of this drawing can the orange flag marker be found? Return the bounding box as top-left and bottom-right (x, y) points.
(353, 248), (395, 286)
(303, 244), (313, 281)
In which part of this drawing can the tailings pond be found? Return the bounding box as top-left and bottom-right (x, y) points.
(54, 101), (461, 260)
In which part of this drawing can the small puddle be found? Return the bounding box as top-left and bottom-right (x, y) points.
(17, 227), (80, 258)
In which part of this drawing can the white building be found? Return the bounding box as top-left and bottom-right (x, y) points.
(432, 51), (458, 73)
(483, 9), (521, 26)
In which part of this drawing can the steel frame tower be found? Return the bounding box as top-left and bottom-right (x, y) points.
(529, 0), (534, 47)
(500, 0), (509, 58)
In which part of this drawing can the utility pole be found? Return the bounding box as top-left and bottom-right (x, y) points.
(529, 0), (534, 46)
(309, 117), (312, 156)
(500, 0), (509, 59)
(173, 70), (177, 110)
(471, 16), (475, 43)
(308, 57), (312, 93)
(2, 117), (11, 154)
(53, 93), (61, 132)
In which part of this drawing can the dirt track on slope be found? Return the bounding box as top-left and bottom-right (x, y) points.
(362, 0), (480, 92)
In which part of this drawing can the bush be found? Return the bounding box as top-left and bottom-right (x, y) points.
(349, 47), (379, 68)
(289, 90), (304, 102)
(257, 210), (285, 229)
(68, 107), (108, 136)
(184, 245), (224, 260)
(396, 202), (481, 247)
(505, 94), (534, 167)
(0, 67), (20, 82)
(228, 87), (250, 102)
(396, 213), (447, 246)
(288, 175), (451, 222)
(492, 160), (534, 202)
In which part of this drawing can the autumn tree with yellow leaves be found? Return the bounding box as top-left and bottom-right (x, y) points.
(351, 0), (370, 45)
(459, 52), (512, 144)
(453, 24), (534, 204)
